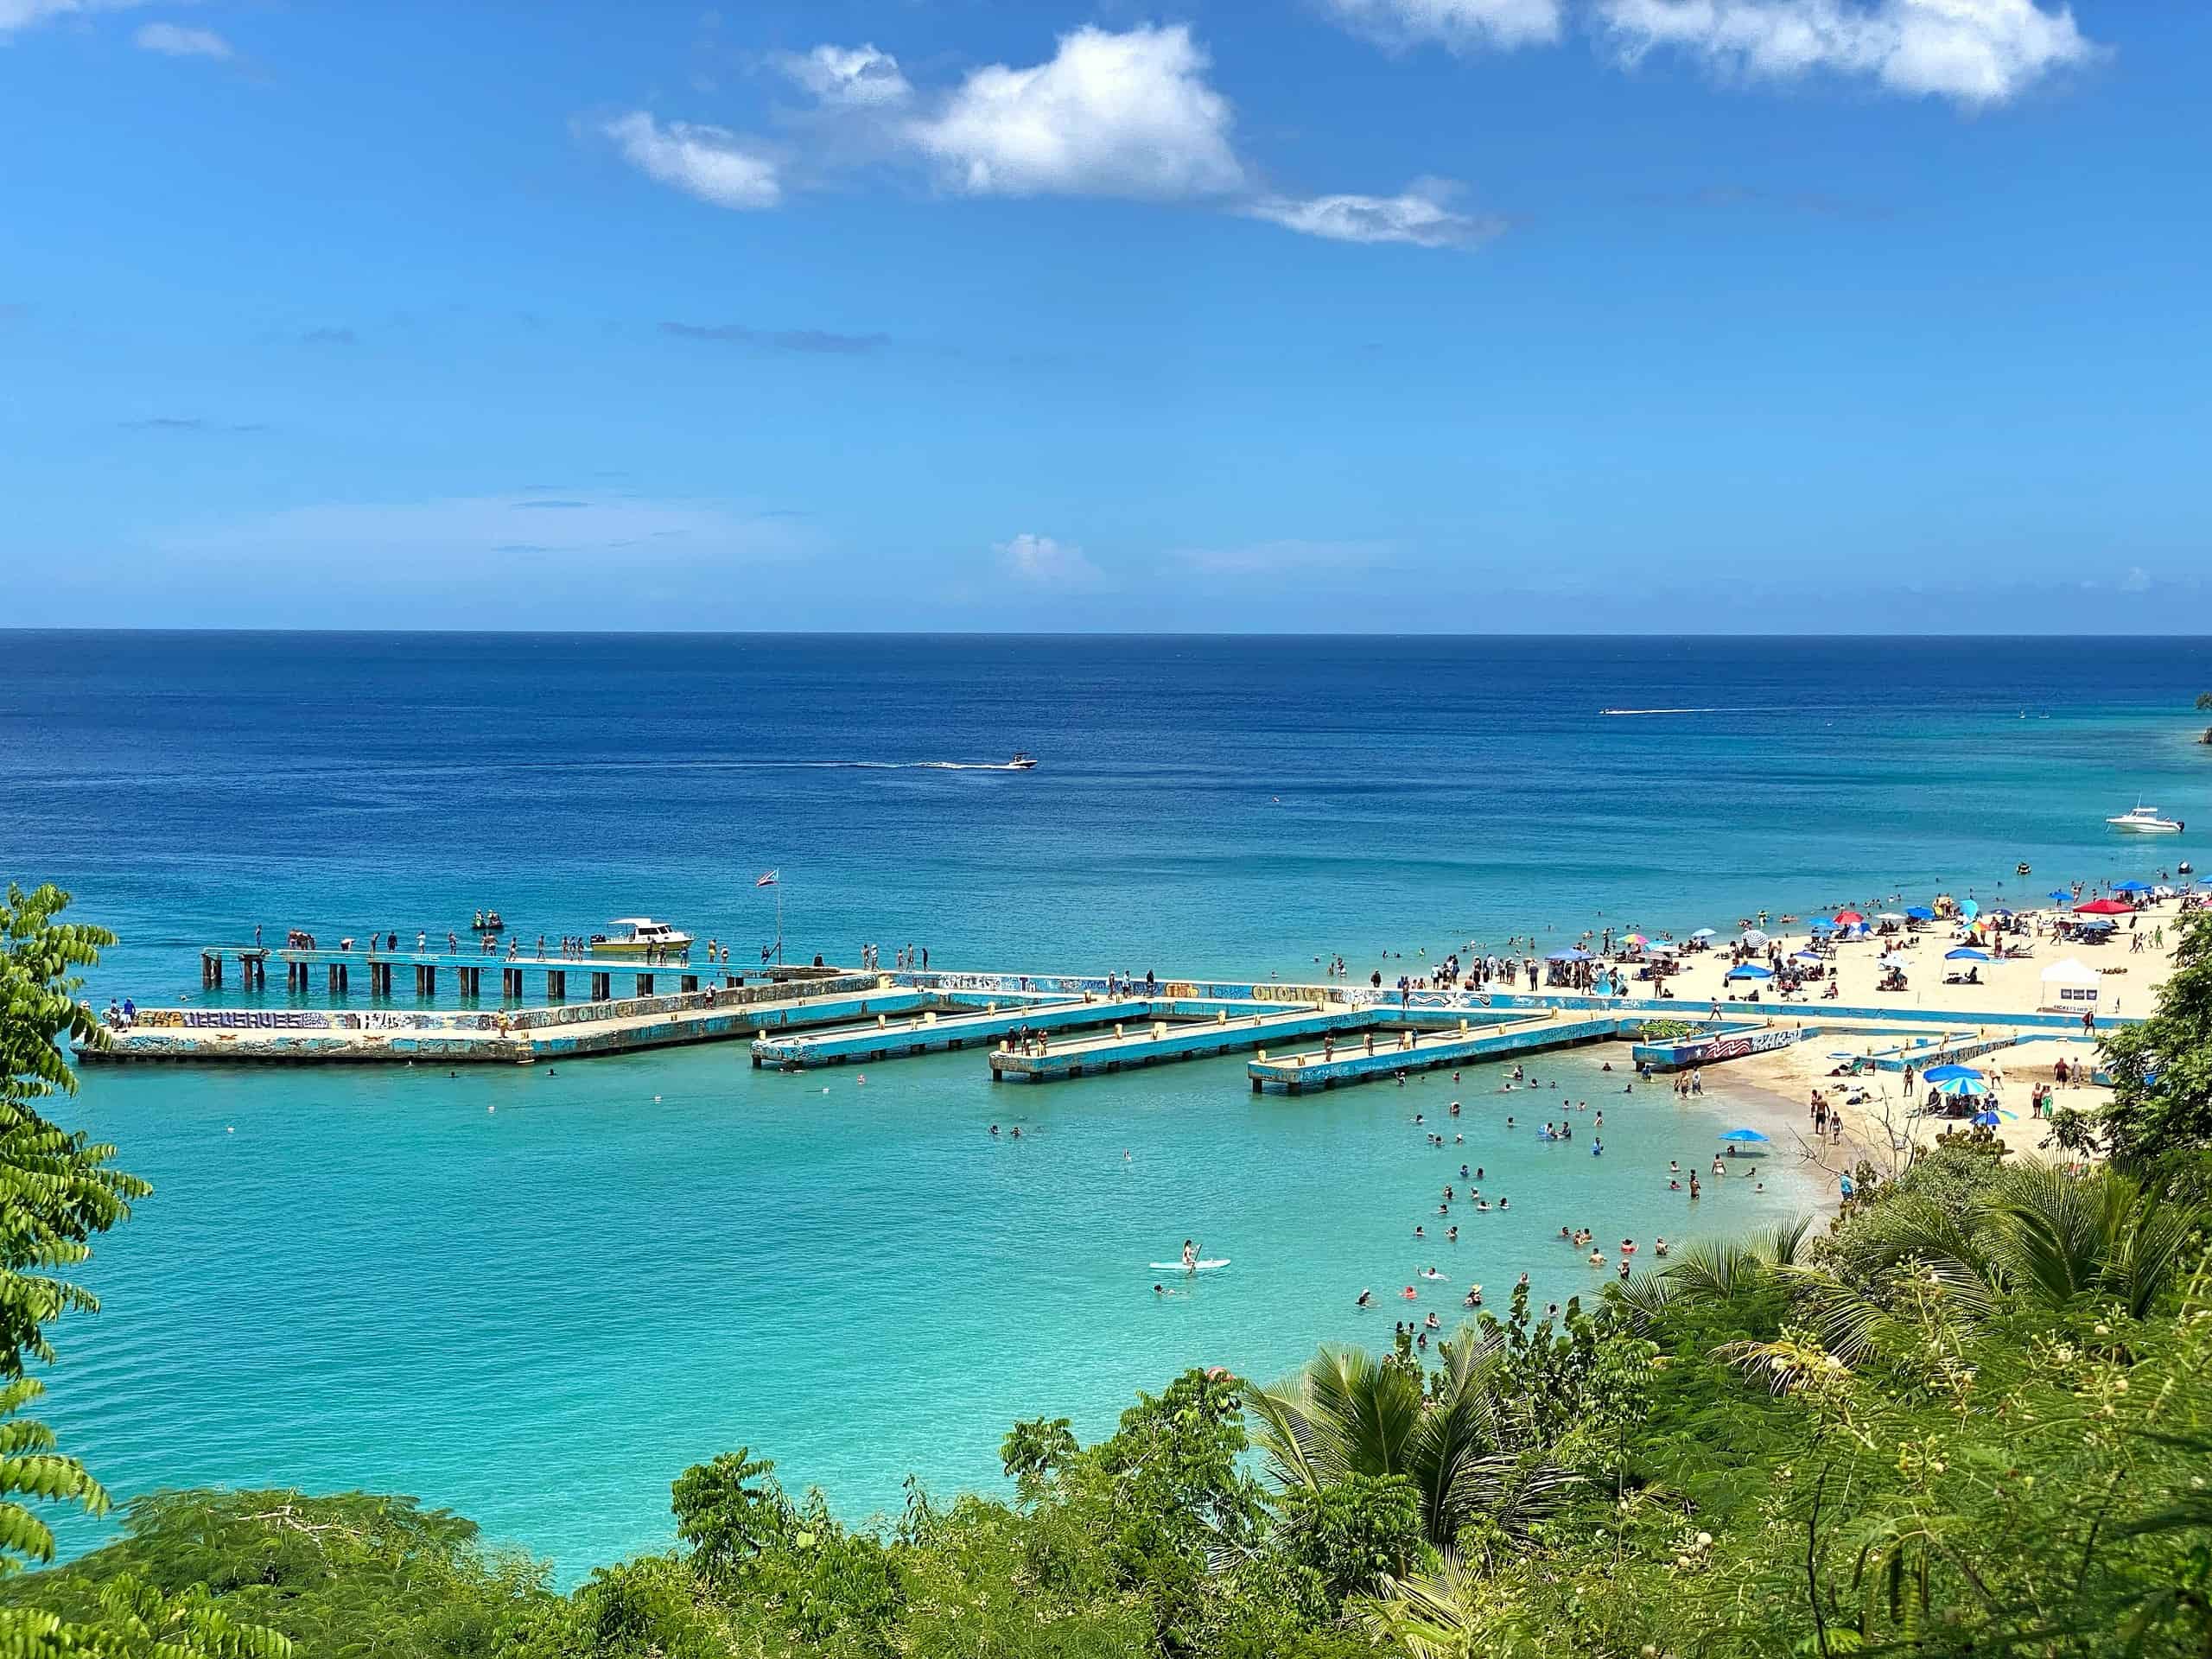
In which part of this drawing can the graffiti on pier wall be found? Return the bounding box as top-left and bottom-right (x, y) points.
(1679, 1027), (1801, 1065)
(141, 1009), (334, 1030)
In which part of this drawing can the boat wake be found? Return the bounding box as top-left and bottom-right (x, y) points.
(1600, 707), (1724, 716)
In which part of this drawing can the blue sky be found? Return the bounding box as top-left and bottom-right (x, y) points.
(2, 0), (2202, 631)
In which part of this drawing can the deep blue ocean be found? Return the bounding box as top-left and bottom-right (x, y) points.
(4, 632), (2206, 1575)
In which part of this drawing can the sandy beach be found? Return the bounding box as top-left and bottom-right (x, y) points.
(1642, 888), (2196, 1193)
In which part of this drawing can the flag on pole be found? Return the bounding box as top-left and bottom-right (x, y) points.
(755, 870), (779, 887)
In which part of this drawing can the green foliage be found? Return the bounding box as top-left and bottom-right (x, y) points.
(3, 1490), (549, 1658)
(1001, 1415), (1079, 1504)
(1, 883), (152, 1382)
(1274, 1474), (1425, 1605)
(2100, 911), (2212, 1167)
(669, 1448), (787, 1586)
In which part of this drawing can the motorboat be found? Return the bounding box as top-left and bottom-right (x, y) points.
(591, 918), (695, 958)
(2106, 804), (2183, 834)
(1007, 752), (1039, 770)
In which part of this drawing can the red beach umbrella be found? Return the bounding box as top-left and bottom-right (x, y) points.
(1833, 910), (1865, 926)
(2074, 898), (2132, 915)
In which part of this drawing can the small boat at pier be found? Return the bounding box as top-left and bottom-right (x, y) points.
(593, 918), (695, 958)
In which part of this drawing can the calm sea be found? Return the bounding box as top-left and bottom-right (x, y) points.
(4, 632), (2206, 1573)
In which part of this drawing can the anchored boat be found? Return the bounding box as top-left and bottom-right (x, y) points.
(2106, 804), (2184, 834)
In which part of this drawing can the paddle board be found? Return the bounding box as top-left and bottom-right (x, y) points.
(1148, 1259), (1230, 1271)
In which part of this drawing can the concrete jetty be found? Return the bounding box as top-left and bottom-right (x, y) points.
(89, 957), (2126, 1071)
(1248, 1011), (1622, 1093)
(753, 995), (1158, 1069)
(201, 942), (764, 1003)
(87, 974), (910, 1065)
(988, 1001), (1363, 1082)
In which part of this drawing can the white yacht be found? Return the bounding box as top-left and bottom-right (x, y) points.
(2106, 804), (2183, 834)
(1007, 752), (1039, 770)
(593, 918), (695, 957)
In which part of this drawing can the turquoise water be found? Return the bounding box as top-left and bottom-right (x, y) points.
(7, 632), (2207, 1573)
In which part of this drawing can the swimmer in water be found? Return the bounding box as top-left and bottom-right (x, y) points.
(989, 1124), (1000, 1135)
(1498, 1198), (1509, 1210)
(1357, 1287), (1373, 1307)
(1446, 1225), (1459, 1243)
(1414, 1224), (1426, 1238)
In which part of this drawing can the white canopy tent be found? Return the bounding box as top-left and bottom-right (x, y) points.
(2039, 957), (2102, 1012)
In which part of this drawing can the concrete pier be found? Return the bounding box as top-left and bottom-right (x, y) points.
(87, 961), (2125, 1072)
(85, 974), (901, 1065)
(1247, 1011), (1619, 1093)
(752, 995), (1157, 1069)
(987, 1001), (1362, 1082)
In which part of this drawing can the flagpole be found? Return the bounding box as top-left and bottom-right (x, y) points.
(776, 880), (784, 966)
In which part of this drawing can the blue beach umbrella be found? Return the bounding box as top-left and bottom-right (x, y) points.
(2048, 890), (2073, 905)
(1719, 1128), (1770, 1142)
(1690, 928), (1716, 940)
(1971, 1109), (2002, 1128)
(1959, 899), (1980, 920)
(2113, 880), (2150, 893)
(1933, 1076), (1989, 1097)
(1548, 948), (1592, 962)
(1923, 1065), (1982, 1083)
(1808, 918), (1837, 933)
(1905, 906), (1935, 920)
(1791, 951), (1823, 964)
(1725, 963), (1773, 981)
(1945, 947), (1992, 962)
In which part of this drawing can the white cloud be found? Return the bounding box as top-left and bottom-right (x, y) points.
(1324, 0), (1565, 50)
(0, 0), (145, 33)
(779, 42), (911, 106)
(997, 532), (1103, 588)
(1597, 0), (2097, 105)
(132, 22), (230, 58)
(910, 24), (1244, 200)
(602, 111), (780, 209)
(1245, 177), (1502, 248)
